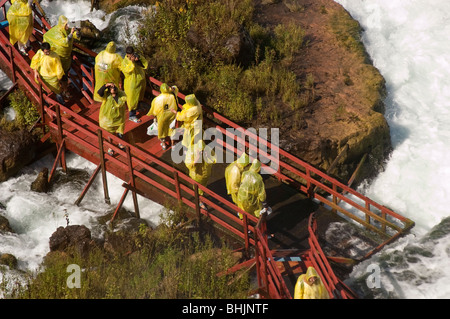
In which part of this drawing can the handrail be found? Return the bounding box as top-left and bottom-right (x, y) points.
(148, 74), (415, 256)
(307, 213), (357, 299)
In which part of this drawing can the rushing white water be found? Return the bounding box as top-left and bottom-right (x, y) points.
(38, 0), (149, 53)
(0, 1), (163, 296)
(335, 0), (450, 298)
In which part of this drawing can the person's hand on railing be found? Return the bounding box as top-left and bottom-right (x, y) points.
(34, 69), (40, 82)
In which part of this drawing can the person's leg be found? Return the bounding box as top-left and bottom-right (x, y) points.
(56, 94), (65, 105)
(129, 109), (141, 123)
(18, 41), (28, 55)
(117, 133), (126, 149)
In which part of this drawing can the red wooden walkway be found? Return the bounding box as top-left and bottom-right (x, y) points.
(0, 0), (414, 299)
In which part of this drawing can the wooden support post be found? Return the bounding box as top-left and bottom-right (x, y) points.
(74, 164), (101, 206)
(254, 235), (262, 289)
(8, 46), (15, 83)
(55, 104), (67, 172)
(110, 188), (129, 223)
(194, 184), (201, 225)
(126, 146), (140, 219)
(243, 214), (250, 257)
(173, 171), (182, 203)
(97, 129), (110, 204)
(48, 139), (66, 183)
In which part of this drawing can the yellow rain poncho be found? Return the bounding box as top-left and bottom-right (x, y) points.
(185, 140), (216, 196)
(30, 49), (64, 94)
(147, 83), (177, 139)
(98, 87), (127, 135)
(294, 267), (330, 299)
(43, 15), (80, 72)
(6, 0), (33, 46)
(121, 53), (148, 111)
(176, 94), (203, 148)
(236, 159), (266, 218)
(225, 153), (249, 204)
(94, 42), (123, 102)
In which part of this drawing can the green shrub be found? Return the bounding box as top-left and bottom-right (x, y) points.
(6, 90), (39, 128)
(5, 209), (250, 299)
(134, 0), (309, 125)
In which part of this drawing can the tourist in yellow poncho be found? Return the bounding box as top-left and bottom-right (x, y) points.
(43, 15), (81, 99)
(171, 93), (203, 149)
(98, 82), (127, 147)
(93, 41), (123, 102)
(147, 83), (177, 150)
(43, 15), (81, 73)
(30, 42), (65, 105)
(225, 152), (250, 205)
(6, 0), (34, 55)
(121, 46), (148, 123)
(236, 159), (267, 218)
(185, 140), (216, 209)
(294, 267), (330, 299)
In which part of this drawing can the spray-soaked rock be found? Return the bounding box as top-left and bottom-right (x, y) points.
(49, 225), (96, 257)
(31, 167), (49, 193)
(0, 127), (37, 182)
(0, 215), (13, 233)
(0, 253), (17, 269)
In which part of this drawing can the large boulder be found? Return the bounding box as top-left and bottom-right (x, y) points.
(0, 127), (37, 182)
(49, 225), (96, 257)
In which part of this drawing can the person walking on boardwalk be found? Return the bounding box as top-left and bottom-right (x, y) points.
(170, 93), (203, 149)
(6, 0), (34, 56)
(236, 159), (268, 219)
(97, 82), (127, 155)
(121, 46), (148, 123)
(294, 266), (330, 299)
(225, 152), (249, 205)
(147, 83), (178, 150)
(30, 42), (65, 105)
(184, 140), (217, 210)
(43, 15), (81, 98)
(93, 41), (123, 102)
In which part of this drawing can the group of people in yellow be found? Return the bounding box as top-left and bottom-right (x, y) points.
(8, 0), (330, 299)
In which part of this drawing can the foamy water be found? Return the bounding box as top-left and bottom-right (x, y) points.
(335, 0), (450, 298)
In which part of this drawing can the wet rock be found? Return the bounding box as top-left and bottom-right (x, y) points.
(30, 167), (49, 193)
(0, 253), (18, 269)
(103, 217), (150, 256)
(49, 225), (96, 257)
(0, 215), (13, 233)
(79, 20), (102, 47)
(0, 127), (37, 182)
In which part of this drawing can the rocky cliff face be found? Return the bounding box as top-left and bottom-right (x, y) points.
(255, 0), (391, 184)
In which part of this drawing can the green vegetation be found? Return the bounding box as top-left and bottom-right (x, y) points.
(128, 0), (309, 126)
(0, 90), (40, 130)
(3, 209), (250, 299)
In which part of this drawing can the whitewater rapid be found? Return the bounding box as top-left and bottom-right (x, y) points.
(335, 0), (450, 298)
